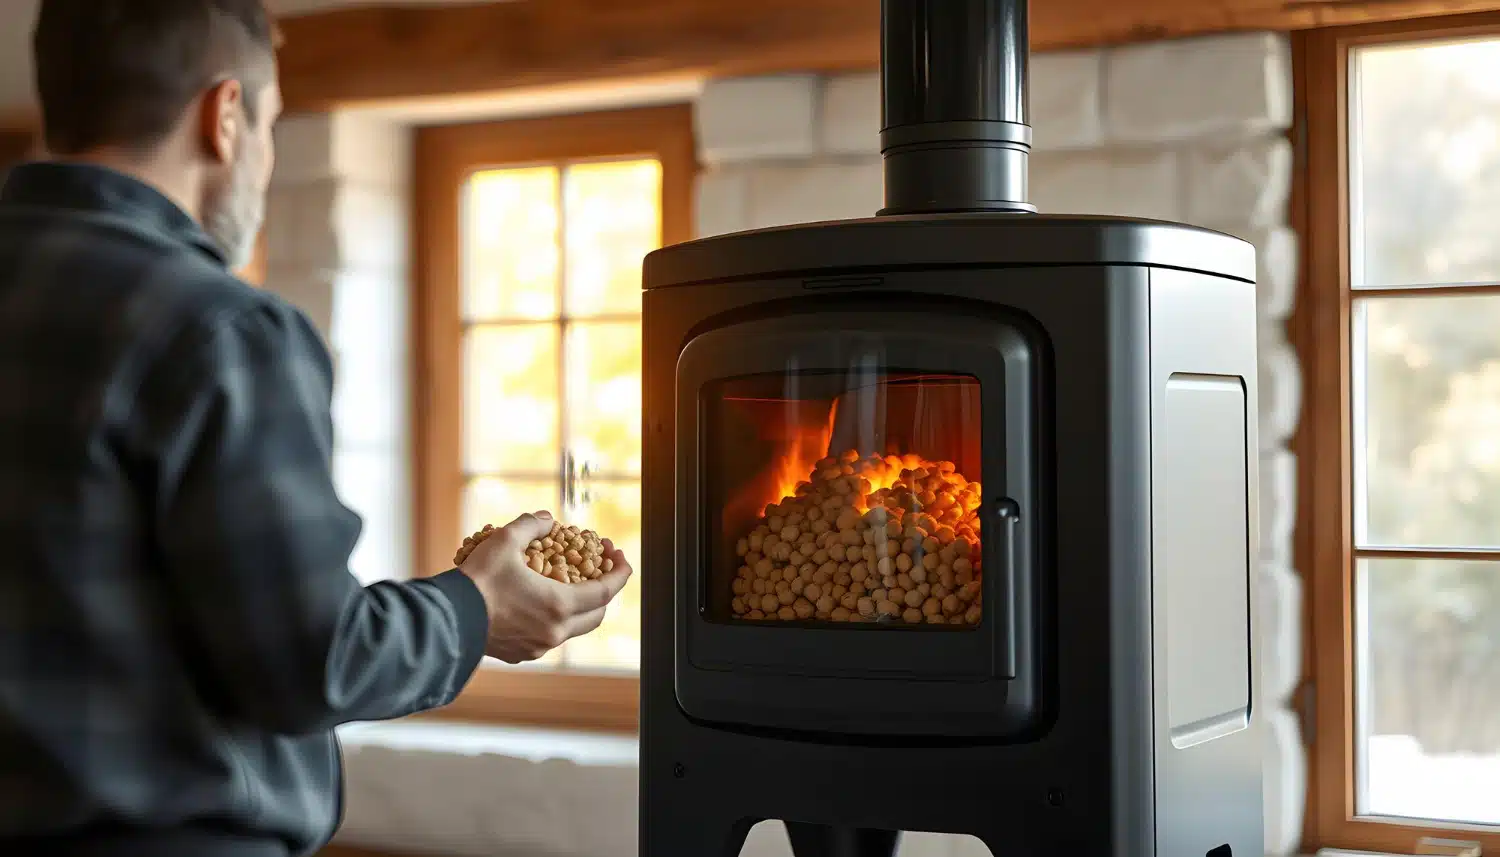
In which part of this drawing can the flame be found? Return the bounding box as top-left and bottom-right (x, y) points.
(770, 398), (839, 504)
(746, 388), (985, 520)
(760, 397), (957, 514)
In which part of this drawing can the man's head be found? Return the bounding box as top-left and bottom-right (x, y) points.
(33, 0), (282, 269)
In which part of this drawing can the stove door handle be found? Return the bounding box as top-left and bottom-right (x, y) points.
(990, 497), (1021, 678)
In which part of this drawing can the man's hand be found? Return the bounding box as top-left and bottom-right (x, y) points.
(458, 511), (633, 664)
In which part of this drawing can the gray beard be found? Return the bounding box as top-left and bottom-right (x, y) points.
(205, 158), (265, 272)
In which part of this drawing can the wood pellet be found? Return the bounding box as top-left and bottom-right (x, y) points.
(730, 450), (984, 626)
(455, 520), (614, 584)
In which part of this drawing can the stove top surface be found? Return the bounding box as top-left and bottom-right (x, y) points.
(644, 213), (1256, 289)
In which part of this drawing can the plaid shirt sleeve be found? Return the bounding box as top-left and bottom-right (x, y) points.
(129, 298), (488, 734)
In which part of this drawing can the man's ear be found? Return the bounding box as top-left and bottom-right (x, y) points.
(198, 78), (244, 166)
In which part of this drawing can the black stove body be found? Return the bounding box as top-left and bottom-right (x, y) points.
(639, 2), (1263, 855)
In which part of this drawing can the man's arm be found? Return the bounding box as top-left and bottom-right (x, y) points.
(133, 300), (487, 734)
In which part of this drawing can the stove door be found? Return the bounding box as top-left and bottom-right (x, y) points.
(674, 306), (1043, 738)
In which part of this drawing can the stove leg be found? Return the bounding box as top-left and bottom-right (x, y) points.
(642, 814), (755, 857)
(784, 821), (901, 857)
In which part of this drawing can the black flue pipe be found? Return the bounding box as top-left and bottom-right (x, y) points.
(878, 0), (1034, 215)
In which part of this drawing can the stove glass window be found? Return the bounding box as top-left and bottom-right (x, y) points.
(703, 368), (984, 628)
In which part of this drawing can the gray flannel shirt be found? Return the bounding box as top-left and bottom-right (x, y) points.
(0, 162), (488, 857)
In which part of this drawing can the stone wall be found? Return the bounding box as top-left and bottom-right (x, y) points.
(263, 112), (415, 586)
(692, 31), (1305, 856)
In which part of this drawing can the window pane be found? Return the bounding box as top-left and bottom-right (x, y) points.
(564, 321), (642, 477)
(463, 166), (560, 320)
(562, 159), (660, 317)
(1352, 39), (1500, 288)
(1357, 294), (1500, 548)
(1357, 557), (1500, 825)
(460, 476), (562, 551)
(558, 481), (642, 673)
(464, 325), (559, 473)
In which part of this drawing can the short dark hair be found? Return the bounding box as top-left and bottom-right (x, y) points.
(33, 0), (276, 154)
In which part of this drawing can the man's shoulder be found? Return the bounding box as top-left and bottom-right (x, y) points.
(0, 204), (304, 349)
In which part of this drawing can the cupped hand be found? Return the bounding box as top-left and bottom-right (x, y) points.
(458, 511), (633, 664)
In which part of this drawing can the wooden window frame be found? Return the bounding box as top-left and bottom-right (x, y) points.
(411, 104), (695, 733)
(1297, 12), (1500, 853)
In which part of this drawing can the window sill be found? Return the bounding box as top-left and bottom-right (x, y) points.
(331, 719), (638, 857)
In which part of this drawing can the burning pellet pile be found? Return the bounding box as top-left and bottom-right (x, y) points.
(455, 521), (615, 584)
(732, 449), (983, 625)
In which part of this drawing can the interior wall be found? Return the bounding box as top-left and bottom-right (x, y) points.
(266, 29), (1300, 857)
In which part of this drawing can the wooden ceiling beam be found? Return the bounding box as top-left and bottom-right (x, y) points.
(270, 0), (1500, 112)
(277, 0), (881, 112)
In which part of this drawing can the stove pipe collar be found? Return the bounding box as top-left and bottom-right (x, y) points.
(878, 0), (1035, 216)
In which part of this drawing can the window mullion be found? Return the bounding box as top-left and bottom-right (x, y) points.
(555, 164), (572, 671)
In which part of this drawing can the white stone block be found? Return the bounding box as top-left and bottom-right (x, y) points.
(1258, 561), (1304, 705)
(1031, 49), (1103, 151)
(1184, 136), (1293, 230)
(1263, 706), (1308, 857)
(697, 75), (820, 164)
(271, 113), (336, 186)
(272, 111), (410, 188)
(263, 265), (335, 342)
(695, 168), (751, 238)
(1260, 447), (1296, 569)
(266, 181), (407, 272)
(1104, 32), (1293, 144)
(821, 72), (882, 156)
(262, 179), (339, 270)
(333, 183), (408, 271)
(1259, 329), (1301, 449)
(1030, 148), (1181, 221)
(1252, 226), (1298, 322)
(746, 159), (883, 229)
(331, 113), (412, 189)
(262, 185), (304, 267)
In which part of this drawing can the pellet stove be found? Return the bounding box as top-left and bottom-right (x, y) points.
(639, 1), (1263, 854)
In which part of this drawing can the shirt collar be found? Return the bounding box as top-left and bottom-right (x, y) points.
(0, 161), (227, 265)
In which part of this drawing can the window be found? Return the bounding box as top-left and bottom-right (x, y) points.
(1300, 14), (1500, 853)
(414, 105), (694, 731)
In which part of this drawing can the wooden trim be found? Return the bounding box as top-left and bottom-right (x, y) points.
(0, 107), (39, 136)
(1290, 28), (1317, 855)
(1353, 282), (1500, 299)
(1355, 547), (1500, 561)
(1299, 16), (1500, 855)
(411, 104), (693, 732)
(417, 669), (640, 733)
(275, 0), (1500, 112)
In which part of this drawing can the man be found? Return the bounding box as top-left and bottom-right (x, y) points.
(0, 2), (632, 855)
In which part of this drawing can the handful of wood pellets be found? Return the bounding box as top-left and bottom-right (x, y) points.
(454, 520), (615, 584)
